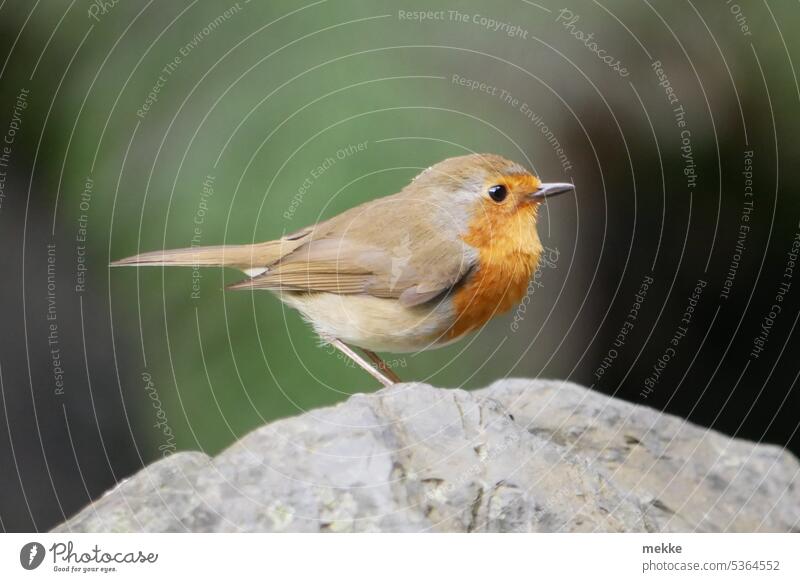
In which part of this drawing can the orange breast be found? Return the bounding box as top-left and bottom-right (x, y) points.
(446, 201), (542, 340)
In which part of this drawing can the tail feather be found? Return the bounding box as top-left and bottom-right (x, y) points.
(110, 239), (304, 273)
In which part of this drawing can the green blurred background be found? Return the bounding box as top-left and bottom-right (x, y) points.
(1, 0), (799, 531)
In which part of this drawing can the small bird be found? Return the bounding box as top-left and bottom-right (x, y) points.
(111, 154), (573, 386)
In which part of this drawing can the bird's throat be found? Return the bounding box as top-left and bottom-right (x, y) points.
(446, 204), (542, 339)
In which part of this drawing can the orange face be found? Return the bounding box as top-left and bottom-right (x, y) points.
(465, 172), (544, 255)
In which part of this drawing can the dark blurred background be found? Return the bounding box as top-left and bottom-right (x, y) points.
(1, 0), (798, 532)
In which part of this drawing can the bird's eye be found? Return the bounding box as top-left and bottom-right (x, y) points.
(488, 184), (508, 202)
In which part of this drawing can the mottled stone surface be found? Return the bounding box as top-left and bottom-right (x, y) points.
(53, 380), (800, 532)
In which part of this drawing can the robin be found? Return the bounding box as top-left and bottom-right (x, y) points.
(112, 153), (573, 386)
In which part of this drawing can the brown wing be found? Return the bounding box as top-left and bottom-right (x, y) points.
(227, 193), (476, 306)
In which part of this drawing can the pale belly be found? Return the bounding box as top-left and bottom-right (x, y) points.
(279, 291), (458, 353)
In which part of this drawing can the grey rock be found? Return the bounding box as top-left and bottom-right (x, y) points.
(53, 380), (800, 532)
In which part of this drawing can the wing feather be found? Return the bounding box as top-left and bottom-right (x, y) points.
(227, 193), (477, 303)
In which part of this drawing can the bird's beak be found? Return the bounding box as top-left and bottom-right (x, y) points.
(530, 182), (574, 199)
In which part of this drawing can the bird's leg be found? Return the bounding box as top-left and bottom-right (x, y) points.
(325, 337), (396, 387)
(362, 349), (402, 384)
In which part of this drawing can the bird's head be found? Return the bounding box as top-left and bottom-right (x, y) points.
(408, 153), (573, 253)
